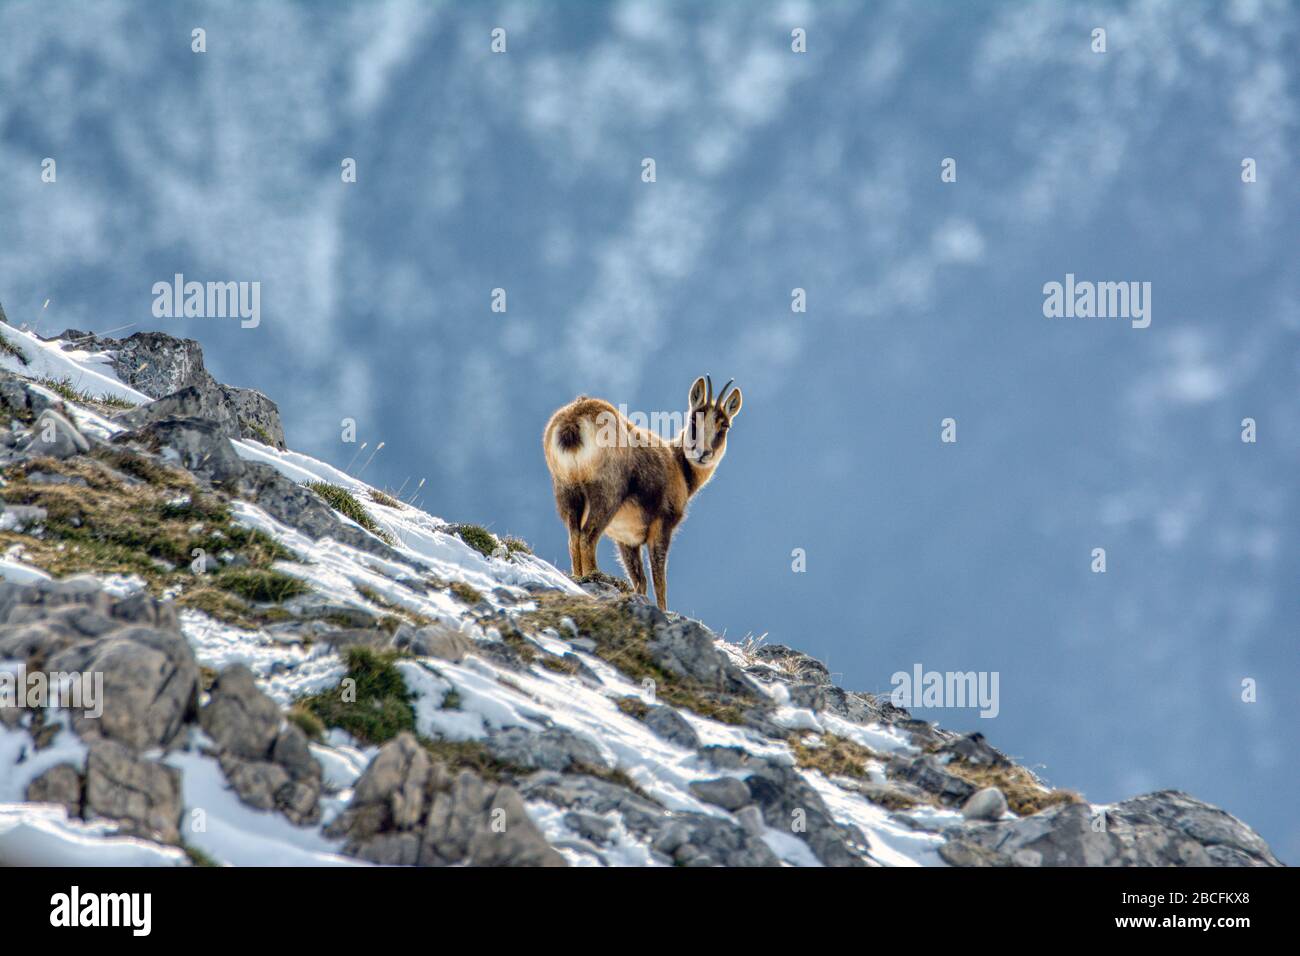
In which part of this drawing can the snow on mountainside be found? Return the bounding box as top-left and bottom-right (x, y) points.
(0, 318), (1282, 867)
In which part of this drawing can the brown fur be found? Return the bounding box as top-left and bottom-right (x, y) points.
(542, 376), (743, 609)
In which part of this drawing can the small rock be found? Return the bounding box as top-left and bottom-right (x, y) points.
(118, 417), (244, 483)
(641, 704), (700, 750)
(84, 739), (183, 844)
(563, 811), (614, 844)
(200, 664), (281, 760)
(484, 726), (604, 773)
(47, 625), (199, 751)
(405, 622), (474, 661)
(21, 409), (90, 460)
(736, 805), (766, 837)
(26, 763), (83, 817)
(689, 776), (751, 812)
(962, 787), (1009, 821)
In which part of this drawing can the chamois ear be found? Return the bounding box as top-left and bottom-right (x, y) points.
(721, 386), (742, 419)
(689, 376), (709, 409)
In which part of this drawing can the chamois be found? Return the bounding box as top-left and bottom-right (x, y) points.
(543, 375), (743, 610)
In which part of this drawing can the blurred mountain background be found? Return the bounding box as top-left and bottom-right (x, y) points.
(1, 0), (1295, 860)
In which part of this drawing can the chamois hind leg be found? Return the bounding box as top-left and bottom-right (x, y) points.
(577, 489), (621, 577)
(556, 486), (585, 576)
(617, 543), (647, 595)
(647, 520), (673, 611)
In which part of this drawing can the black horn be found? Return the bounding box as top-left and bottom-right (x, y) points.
(715, 378), (735, 408)
(705, 374), (713, 405)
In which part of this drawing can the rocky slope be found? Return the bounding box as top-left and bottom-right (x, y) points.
(0, 315), (1282, 867)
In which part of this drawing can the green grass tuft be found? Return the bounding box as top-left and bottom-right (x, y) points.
(36, 375), (136, 410)
(449, 581), (483, 605)
(182, 844), (222, 867)
(446, 524), (532, 561)
(303, 480), (392, 542)
(368, 488), (403, 509)
(503, 535), (532, 557)
(449, 523), (497, 557)
(299, 647), (416, 746)
(287, 704), (326, 741)
(213, 567), (310, 603)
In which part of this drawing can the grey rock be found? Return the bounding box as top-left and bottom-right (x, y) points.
(84, 739), (182, 844)
(784, 683), (886, 727)
(21, 409), (90, 459)
(326, 732), (436, 842)
(689, 776), (751, 812)
(397, 624), (475, 660)
(629, 603), (758, 698)
(200, 666), (322, 824)
(733, 754), (875, 866)
(940, 732), (1011, 768)
(26, 763), (83, 816)
(736, 805), (766, 837)
(421, 771), (565, 867)
(317, 628), (394, 651)
(229, 462), (403, 559)
(652, 820), (690, 855)
(485, 726), (605, 773)
(200, 664), (282, 760)
(962, 787), (1008, 821)
(640, 704), (701, 750)
(888, 753), (977, 805)
(58, 329), (286, 448)
(116, 416), (244, 483)
(0, 579), (177, 662)
(0, 369), (59, 423)
(222, 385), (286, 448)
(217, 754), (291, 813)
(271, 723), (319, 780)
(519, 770), (778, 867)
(1109, 791), (1281, 867)
(114, 385), (241, 442)
(0, 504), (47, 530)
(217, 749), (321, 826)
(940, 791), (1281, 868)
(293, 601), (381, 629)
(752, 644), (832, 683)
(62, 330), (210, 399)
(46, 625), (199, 752)
(328, 733), (563, 867)
(563, 811), (615, 844)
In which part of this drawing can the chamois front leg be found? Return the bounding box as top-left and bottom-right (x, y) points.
(647, 521), (673, 611)
(567, 529), (582, 576)
(618, 543), (647, 595)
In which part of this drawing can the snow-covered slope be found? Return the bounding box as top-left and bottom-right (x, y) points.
(0, 323), (1282, 868)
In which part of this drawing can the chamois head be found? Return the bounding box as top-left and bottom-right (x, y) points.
(684, 374), (743, 467)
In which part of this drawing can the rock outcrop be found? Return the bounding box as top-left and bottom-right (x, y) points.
(58, 329), (286, 449)
(325, 733), (564, 867)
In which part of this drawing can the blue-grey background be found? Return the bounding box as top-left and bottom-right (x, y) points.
(1, 0), (1295, 861)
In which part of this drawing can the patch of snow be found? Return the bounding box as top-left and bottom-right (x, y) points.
(0, 324), (149, 406)
(0, 712), (87, 803)
(0, 804), (188, 866)
(0, 554), (52, 584)
(164, 739), (364, 867)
